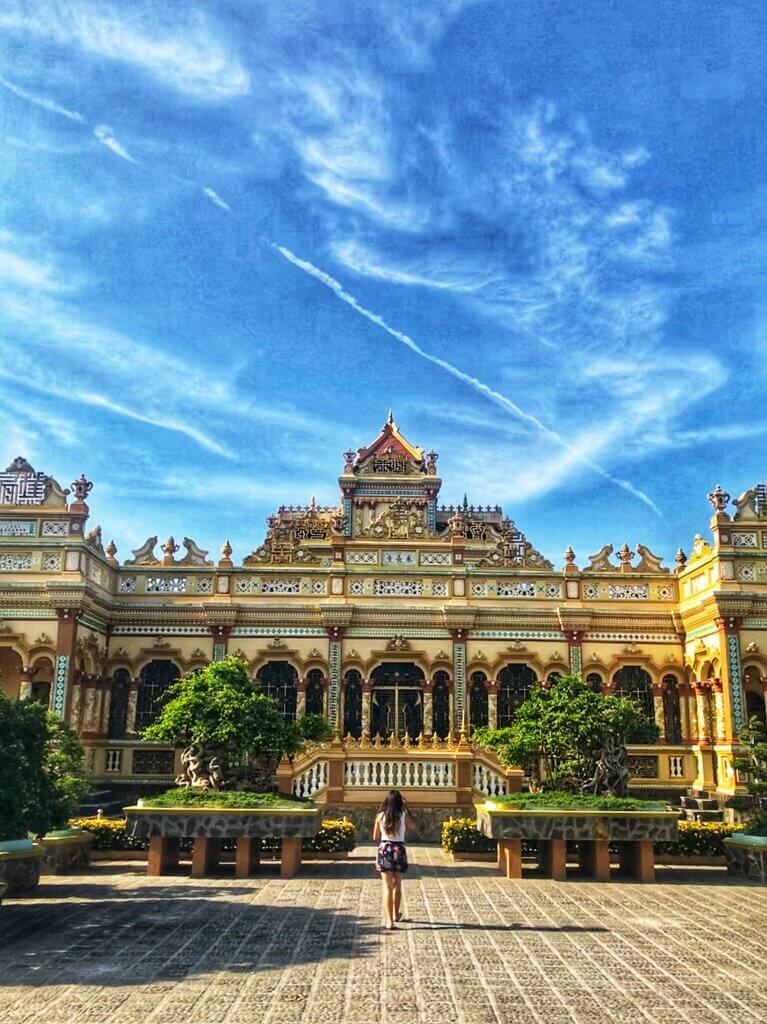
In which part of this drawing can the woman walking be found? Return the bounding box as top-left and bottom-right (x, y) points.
(373, 789), (415, 931)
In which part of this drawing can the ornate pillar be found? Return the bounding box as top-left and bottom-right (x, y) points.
(361, 678), (372, 738)
(99, 675), (112, 737)
(52, 607), (81, 721)
(80, 675), (100, 737)
(211, 624), (232, 662)
(451, 629), (467, 732)
(487, 681), (498, 730)
(126, 676), (141, 738)
(677, 682), (692, 741)
(711, 679), (726, 742)
(693, 684), (711, 744)
(651, 682), (665, 741)
(716, 615), (745, 739)
(296, 677), (307, 719)
(326, 627), (344, 732)
(565, 631), (583, 675)
(422, 680), (433, 738)
(762, 678), (767, 723)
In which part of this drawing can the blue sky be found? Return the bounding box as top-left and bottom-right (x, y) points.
(0, 1), (765, 567)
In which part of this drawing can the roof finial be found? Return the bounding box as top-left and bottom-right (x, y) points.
(386, 409), (394, 426)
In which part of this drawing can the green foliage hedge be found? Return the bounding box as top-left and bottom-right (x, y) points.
(142, 789), (309, 809)
(69, 816), (355, 853)
(489, 791), (666, 811)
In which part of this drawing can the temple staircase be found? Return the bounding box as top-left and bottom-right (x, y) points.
(679, 791), (723, 822)
(77, 786), (124, 819)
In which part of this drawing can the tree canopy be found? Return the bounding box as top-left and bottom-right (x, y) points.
(474, 672), (658, 794)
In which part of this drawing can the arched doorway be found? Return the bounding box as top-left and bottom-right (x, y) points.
(108, 668), (131, 739)
(135, 660), (180, 733)
(469, 671), (488, 730)
(305, 669), (324, 717)
(256, 661), (298, 721)
(497, 664), (536, 726)
(432, 670), (451, 739)
(370, 662), (424, 741)
(0, 647), (23, 700)
(662, 674), (682, 743)
(343, 670), (362, 738)
(613, 665), (654, 723)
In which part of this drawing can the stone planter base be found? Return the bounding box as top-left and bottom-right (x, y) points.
(0, 844), (44, 894)
(724, 837), (767, 883)
(40, 831), (94, 875)
(448, 851), (497, 862)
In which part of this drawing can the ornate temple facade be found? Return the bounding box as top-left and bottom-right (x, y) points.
(1, 416), (766, 811)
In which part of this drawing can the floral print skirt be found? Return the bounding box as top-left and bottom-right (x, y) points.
(376, 840), (408, 873)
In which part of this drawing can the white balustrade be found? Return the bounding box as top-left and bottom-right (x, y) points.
(472, 761), (508, 797)
(105, 749), (122, 773)
(668, 754), (685, 779)
(293, 760), (329, 799)
(344, 760), (456, 788)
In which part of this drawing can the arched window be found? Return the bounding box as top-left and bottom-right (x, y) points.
(305, 669), (324, 717)
(432, 670), (451, 739)
(108, 668), (131, 739)
(547, 672), (561, 685)
(470, 671), (488, 729)
(343, 670), (362, 738)
(135, 660), (180, 733)
(256, 661), (298, 721)
(370, 663), (424, 741)
(0, 647), (23, 700)
(613, 665), (654, 723)
(746, 690), (766, 726)
(662, 674), (682, 743)
(497, 664), (536, 727)
(31, 657), (53, 707)
(586, 673), (603, 692)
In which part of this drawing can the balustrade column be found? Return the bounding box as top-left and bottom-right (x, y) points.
(651, 683), (665, 741)
(361, 679), (372, 738)
(487, 681), (498, 731)
(422, 681), (433, 738)
(693, 685), (711, 744)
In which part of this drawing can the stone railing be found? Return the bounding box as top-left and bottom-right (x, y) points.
(344, 760), (456, 789)
(471, 759), (509, 798)
(292, 759), (329, 799)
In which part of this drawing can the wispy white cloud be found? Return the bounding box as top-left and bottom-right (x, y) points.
(0, 74), (83, 121)
(0, 2), (249, 100)
(93, 124), (136, 163)
(273, 243), (661, 513)
(202, 186), (230, 211)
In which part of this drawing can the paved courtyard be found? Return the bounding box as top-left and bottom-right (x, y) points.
(1, 846), (766, 1024)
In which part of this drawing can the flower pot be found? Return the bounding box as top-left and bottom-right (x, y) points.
(0, 838), (34, 853)
(0, 842), (44, 894)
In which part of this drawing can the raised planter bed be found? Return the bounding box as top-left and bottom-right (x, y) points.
(124, 804), (322, 879)
(0, 840), (45, 894)
(723, 834), (767, 883)
(477, 802), (678, 882)
(40, 828), (94, 875)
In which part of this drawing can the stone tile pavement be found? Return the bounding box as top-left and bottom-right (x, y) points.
(1, 846), (766, 1024)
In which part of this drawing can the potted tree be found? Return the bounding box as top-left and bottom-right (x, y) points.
(124, 657), (330, 878)
(0, 693), (88, 893)
(725, 719), (767, 881)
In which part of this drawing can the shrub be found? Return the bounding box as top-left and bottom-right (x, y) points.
(143, 789), (308, 809)
(441, 818), (496, 855)
(724, 795), (755, 811)
(68, 817), (149, 851)
(304, 819), (356, 853)
(655, 821), (745, 858)
(489, 791), (666, 811)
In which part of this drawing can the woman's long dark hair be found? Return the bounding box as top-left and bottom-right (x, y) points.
(380, 790), (404, 835)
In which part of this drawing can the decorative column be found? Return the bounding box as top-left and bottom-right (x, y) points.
(711, 679), (726, 742)
(296, 678), (307, 719)
(99, 676), (112, 737)
(693, 684), (711, 744)
(451, 630), (467, 732)
(126, 677), (142, 738)
(715, 616), (745, 739)
(80, 675), (100, 738)
(361, 679), (372, 739)
(677, 682), (692, 741)
(326, 626), (344, 732)
(208, 619), (235, 662)
(422, 679), (433, 739)
(565, 631), (583, 675)
(651, 682), (666, 741)
(487, 680), (498, 730)
(52, 607), (81, 721)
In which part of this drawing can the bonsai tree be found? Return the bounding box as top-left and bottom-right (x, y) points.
(143, 656), (330, 791)
(474, 673), (658, 795)
(0, 693), (87, 840)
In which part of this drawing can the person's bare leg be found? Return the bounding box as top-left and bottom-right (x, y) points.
(380, 874), (390, 926)
(384, 873), (396, 929)
(394, 873), (403, 920)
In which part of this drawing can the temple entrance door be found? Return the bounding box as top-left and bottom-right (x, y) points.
(370, 662), (424, 742)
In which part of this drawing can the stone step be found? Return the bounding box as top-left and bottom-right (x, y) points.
(680, 796), (720, 811)
(681, 808), (724, 822)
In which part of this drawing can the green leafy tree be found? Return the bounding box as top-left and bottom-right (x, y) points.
(733, 717), (767, 797)
(0, 694), (87, 840)
(143, 657), (330, 790)
(474, 673), (658, 795)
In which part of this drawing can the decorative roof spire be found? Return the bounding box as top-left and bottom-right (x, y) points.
(387, 409), (394, 425)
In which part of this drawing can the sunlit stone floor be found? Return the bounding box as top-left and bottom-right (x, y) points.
(1, 846), (766, 1024)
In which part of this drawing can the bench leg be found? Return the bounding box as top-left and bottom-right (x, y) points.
(579, 840), (611, 881)
(235, 837), (261, 878)
(147, 836), (179, 876)
(280, 837), (302, 878)
(191, 837), (220, 878)
(619, 840), (655, 882)
(497, 838), (522, 879)
(539, 839), (567, 881)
